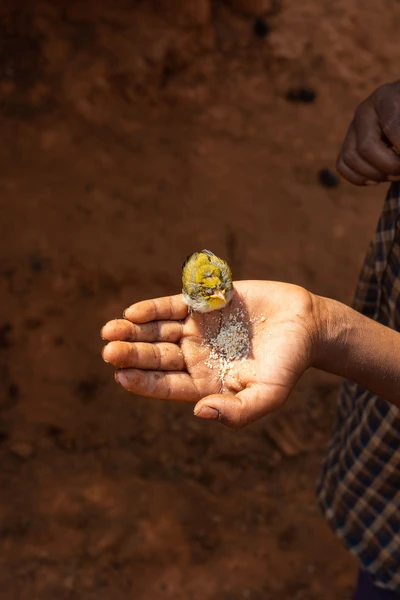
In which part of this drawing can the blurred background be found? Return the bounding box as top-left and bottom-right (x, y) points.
(1, 1), (400, 598)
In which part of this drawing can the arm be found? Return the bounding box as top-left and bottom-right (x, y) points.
(101, 281), (400, 429)
(313, 295), (400, 407)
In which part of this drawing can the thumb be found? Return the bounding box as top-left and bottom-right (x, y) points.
(193, 382), (289, 429)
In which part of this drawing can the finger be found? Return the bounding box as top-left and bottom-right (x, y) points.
(103, 341), (185, 370)
(123, 295), (188, 323)
(336, 155), (369, 185)
(194, 382), (288, 429)
(101, 318), (184, 343)
(374, 84), (400, 152)
(115, 368), (201, 402)
(340, 126), (387, 182)
(354, 102), (400, 174)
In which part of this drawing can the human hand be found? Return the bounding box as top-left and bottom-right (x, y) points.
(101, 281), (318, 429)
(336, 80), (400, 185)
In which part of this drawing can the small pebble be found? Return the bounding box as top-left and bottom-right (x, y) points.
(253, 17), (269, 38)
(318, 168), (340, 188)
(285, 87), (316, 103)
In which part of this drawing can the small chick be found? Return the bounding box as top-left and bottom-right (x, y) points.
(182, 249), (234, 313)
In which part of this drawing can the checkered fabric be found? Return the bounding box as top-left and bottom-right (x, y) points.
(317, 182), (400, 591)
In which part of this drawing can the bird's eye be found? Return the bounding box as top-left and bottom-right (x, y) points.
(203, 287), (213, 296)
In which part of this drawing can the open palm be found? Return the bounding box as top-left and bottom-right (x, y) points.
(101, 281), (317, 428)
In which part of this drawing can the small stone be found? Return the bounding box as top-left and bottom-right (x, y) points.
(285, 87), (316, 103)
(253, 17), (269, 38)
(318, 168), (339, 188)
(9, 441), (35, 460)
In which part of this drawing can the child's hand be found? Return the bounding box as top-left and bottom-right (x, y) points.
(336, 80), (400, 185)
(101, 281), (318, 429)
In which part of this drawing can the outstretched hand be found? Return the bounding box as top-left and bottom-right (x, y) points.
(101, 281), (319, 428)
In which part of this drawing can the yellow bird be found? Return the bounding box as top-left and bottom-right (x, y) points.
(182, 249), (234, 313)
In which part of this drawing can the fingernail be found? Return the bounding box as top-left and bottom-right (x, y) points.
(194, 406), (220, 420)
(365, 180), (379, 186)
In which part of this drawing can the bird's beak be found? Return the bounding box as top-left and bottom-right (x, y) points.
(210, 289), (226, 302)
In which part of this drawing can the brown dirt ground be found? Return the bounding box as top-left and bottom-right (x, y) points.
(1, 1), (400, 598)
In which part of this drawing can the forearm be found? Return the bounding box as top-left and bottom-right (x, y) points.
(313, 295), (400, 407)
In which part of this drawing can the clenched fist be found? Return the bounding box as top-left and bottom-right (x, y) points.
(336, 81), (400, 185)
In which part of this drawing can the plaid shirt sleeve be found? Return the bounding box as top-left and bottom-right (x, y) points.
(316, 182), (400, 592)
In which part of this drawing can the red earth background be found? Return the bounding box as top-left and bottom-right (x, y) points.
(1, 1), (400, 598)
